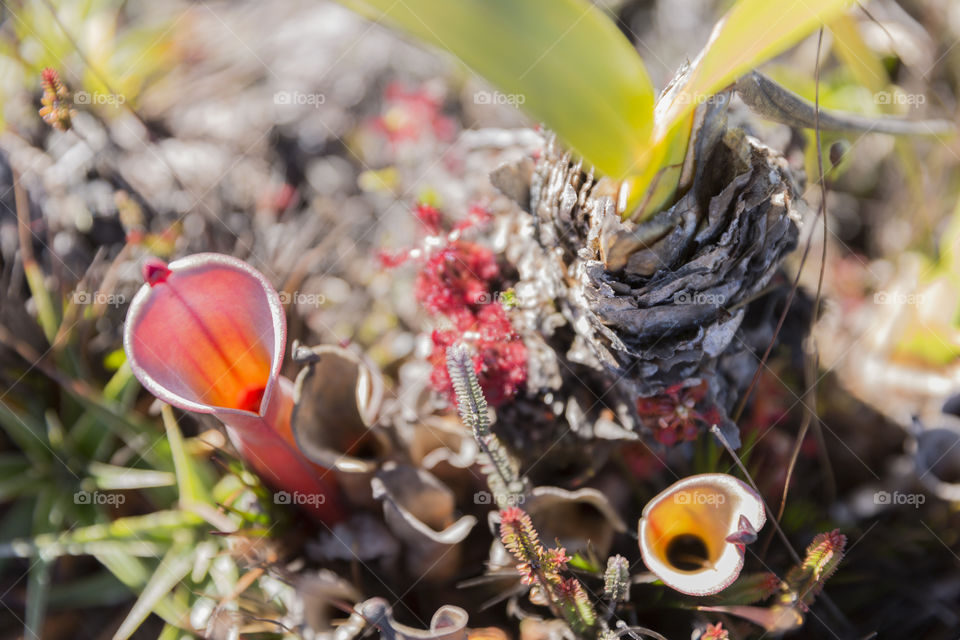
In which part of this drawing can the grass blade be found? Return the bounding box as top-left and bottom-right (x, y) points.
(0, 510), (195, 559)
(88, 461), (176, 490)
(95, 552), (190, 628)
(0, 401), (50, 463)
(111, 544), (194, 640)
(24, 558), (51, 640)
(160, 406), (211, 507)
(47, 570), (131, 609)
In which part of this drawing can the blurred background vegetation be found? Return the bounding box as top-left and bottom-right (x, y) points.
(1, 0), (959, 638)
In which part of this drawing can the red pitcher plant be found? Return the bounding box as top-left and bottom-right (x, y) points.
(123, 253), (342, 522)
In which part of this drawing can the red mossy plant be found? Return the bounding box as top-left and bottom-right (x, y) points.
(635, 380), (723, 446)
(382, 203), (527, 407)
(369, 82), (457, 144)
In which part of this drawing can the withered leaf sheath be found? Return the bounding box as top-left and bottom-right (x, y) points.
(492, 95), (803, 447)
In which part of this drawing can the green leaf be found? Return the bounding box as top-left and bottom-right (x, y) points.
(624, 0), (856, 218)
(0, 455), (38, 502)
(47, 570), (132, 609)
(24, 261), (59, 344)
(95, 552), (188, 629)
(0, 510), (196, 559)
(626, 111), (694, 219)
(24, 487), (63, 640)
(829, 14), (886, 93)
(88, 462), (176, 490)
(0, 472), (42, 502)
(102, 361), (135, 403)
(24, 559), (50, 640)
(342, 0), (655, 179)
(160, 406), (210, 507)
(568, 551), (601, 573)
(0, 538), (167, 559)
(95, 551), (151, 589)
(112, 544), (194, 640)
(67, 391), (170, 468)
(0, 401), (50, 463)
(654, 0), (855, 145)
(157, 624), (183, 640)
(0, 499), (34, 575)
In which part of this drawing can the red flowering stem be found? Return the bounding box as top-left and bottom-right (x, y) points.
(499, 507), (597, 637)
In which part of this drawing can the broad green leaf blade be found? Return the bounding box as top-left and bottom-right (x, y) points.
(829, 14), (886, 93)
(654, 0), (855, 143)
(626, 111), (694, 219)
(112, 544), (194, 640)
(342, 0), (655, 179)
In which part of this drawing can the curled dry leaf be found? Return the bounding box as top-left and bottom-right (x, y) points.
(295, 569), (363, 633)
(492, 94), (803, 448)
(525, 486), (628, 558)
(487, 485), (628, 573)
(290, 343), (390, 506)
(336, 597), (468, 640)
(910, 415), (960, 502)
(371, 462), (477, 583)
(311, 512), (401, 563)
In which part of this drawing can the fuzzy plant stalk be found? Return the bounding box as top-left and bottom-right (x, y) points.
(600, 554), (631, 623)
(446, 344), (527, 506)
(603, 555), (630, 603)
(783, 529), (846, 608)
(123, 253), (342, 522)
(499, 506), (599, 637)
(699, 529), (847, 633)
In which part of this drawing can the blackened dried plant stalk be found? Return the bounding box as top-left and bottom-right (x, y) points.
(446, 345), (527, 506)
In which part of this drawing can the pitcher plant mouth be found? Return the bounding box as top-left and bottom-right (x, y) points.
(123, 253), (286, 419)
(638, 473), (766, 596)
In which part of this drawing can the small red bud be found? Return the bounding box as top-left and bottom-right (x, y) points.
(725, 514), (759, 545)
(142, 259), (171, 286)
